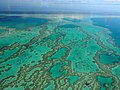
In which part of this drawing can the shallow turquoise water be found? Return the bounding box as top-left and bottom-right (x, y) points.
(97, 76), (114, 90)
(58, 24), (78, 28)
(100, 52), (120, 64)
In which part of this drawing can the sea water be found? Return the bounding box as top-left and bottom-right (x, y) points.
(0, 14), (120, 90)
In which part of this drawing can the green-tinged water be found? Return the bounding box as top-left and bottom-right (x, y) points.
(0, 14), (120, 90)
(100, 52), (120, 65)
(97, 76), (114, 90)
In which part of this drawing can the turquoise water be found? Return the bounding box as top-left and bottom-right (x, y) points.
(58, 24), (78, 28)
(63, 18), (81, 22)
(0, 15), (48, 30)
(0, 14), (120, 90)
(50, 61), (68, 79)
(97, 76), (114, 90)
(92, 18), (120, 47)
(100, 52), (120, 64)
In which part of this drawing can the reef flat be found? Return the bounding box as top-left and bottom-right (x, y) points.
(0, 14), (120, 90)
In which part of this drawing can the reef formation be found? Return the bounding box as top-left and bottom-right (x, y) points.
(0, 14), (120, 90)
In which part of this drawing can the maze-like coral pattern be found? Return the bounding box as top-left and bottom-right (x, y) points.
(0, 14), (120, 90)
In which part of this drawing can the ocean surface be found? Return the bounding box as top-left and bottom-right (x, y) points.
(0, 14), (120, 90)
(92, 18), (120, 47)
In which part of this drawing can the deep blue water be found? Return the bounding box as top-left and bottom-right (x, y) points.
(91, 18), (120, 47)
